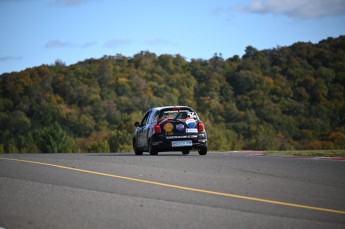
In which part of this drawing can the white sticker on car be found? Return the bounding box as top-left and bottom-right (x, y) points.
(186, 128), (198, 133)
(166, 135), (197, 139)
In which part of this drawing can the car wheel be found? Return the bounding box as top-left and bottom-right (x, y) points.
(149, 140), (158, 155)
(198, 146), (207, 155)
(133, 138), (143, 155)
(182, 150), (190, 155)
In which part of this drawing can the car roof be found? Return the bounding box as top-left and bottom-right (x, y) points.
(152, 106), (194, 112)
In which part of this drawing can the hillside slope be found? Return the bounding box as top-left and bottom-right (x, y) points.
(1, 36), (344, 153)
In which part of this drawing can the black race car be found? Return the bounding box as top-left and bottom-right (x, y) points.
(133, 106), (208, 155)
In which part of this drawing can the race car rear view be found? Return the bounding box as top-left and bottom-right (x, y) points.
(133, 106), (207, 155)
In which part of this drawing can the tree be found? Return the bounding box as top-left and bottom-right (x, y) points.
(243, 45), (258, 59)
(36, 123), (78, 153)
(248, 125), (278, 150)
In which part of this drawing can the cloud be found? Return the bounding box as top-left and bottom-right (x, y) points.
(103, 39), (131, 48)
(45, 40), (72, 48)
(143, 39), (177, 46)
(0, 56), (23, 61)
(45, 40), (97, 48)
(241, 0), (345, 19)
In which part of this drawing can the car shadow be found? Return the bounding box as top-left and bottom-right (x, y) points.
(88, 152), (198, 157)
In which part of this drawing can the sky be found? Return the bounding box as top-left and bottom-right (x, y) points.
(1, 0), (345, 74)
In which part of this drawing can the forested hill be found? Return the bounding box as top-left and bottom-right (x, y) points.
(1, 36), (344, 153)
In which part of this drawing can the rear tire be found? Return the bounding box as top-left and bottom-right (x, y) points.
(198, 146), (207, 155)
(149, 140), (158, 155)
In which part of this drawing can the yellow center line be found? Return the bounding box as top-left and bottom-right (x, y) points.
(1, 156), (345, 215)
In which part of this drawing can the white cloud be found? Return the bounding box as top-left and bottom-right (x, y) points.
(0, 56), (23, 61)
(45, 40), (71, 48)
(242, 0), (345, 19)
(45, 40), (97, 48)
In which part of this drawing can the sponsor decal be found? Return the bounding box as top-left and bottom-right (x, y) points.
(166, 135), (198, 139)
(188, 112), (197, 119)
(186, 128), (198, 133)
(176, 124), (185, 131)
(164, 122), (174, 135)
(185, 118), (196, 128)
(164, 110), (190, 113)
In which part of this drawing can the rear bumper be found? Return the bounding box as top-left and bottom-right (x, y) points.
(151, 132), (207, 152)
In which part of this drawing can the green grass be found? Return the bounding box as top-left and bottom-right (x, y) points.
(264, 150), (345, 158)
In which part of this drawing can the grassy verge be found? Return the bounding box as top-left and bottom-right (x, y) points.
(264, 150), (345, 158)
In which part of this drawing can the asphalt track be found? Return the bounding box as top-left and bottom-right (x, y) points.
(0, 152), (345, 229)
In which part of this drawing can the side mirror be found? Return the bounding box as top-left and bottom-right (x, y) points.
(134, 122), (140, 127)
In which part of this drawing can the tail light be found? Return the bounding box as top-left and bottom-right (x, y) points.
(198, 121), (205, 132)
(154, 124), (162, 134)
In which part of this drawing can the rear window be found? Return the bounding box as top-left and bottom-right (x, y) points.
(157, 108), (199, 121)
